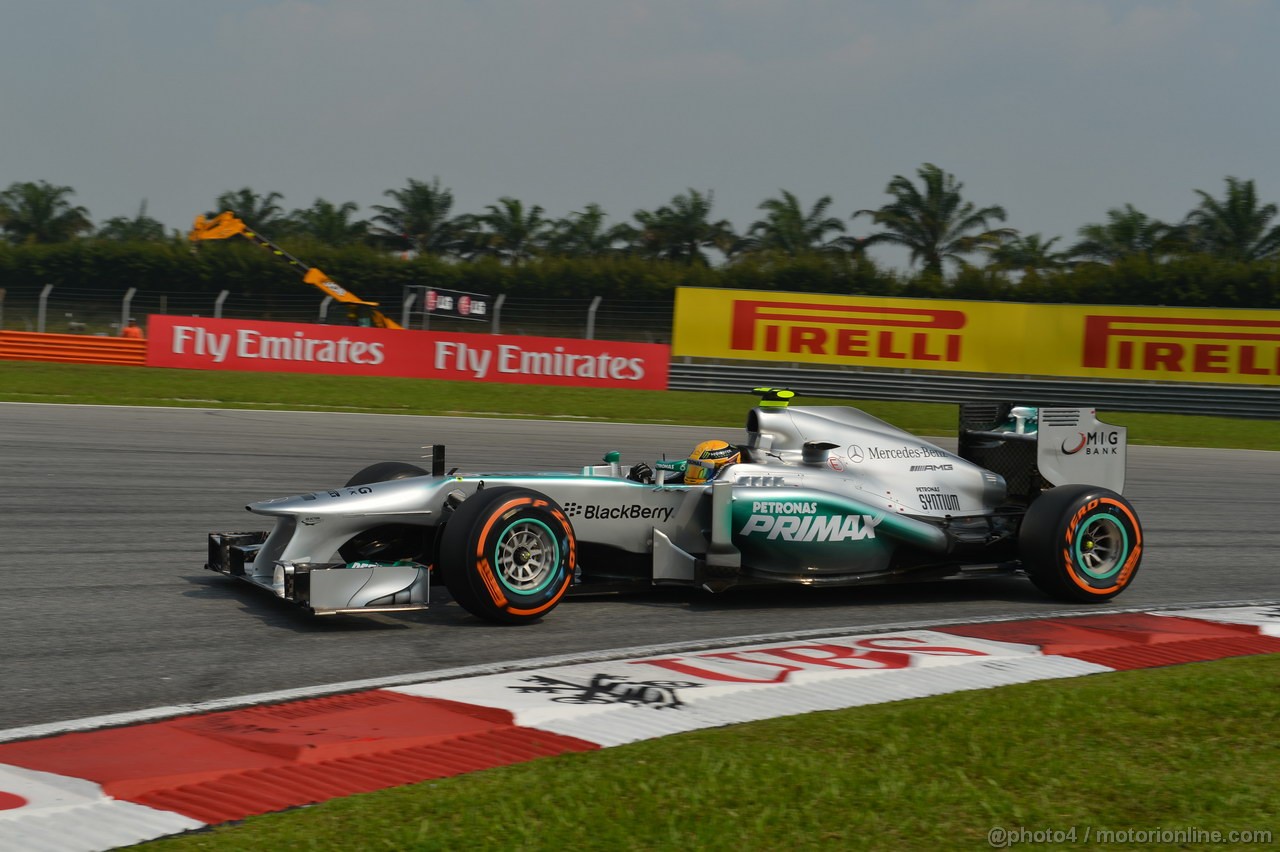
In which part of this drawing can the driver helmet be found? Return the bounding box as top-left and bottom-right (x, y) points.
(684, 439), (740, 485)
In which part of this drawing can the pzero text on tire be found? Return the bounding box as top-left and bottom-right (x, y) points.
(439, 487), (576, 624)
(1019, 484), (1143, 603)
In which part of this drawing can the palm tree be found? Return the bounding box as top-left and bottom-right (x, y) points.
(464, 197), (551, 263)
(1069, 204), (1179, 263)
(0, 180), (93, 243)
(631, 189), (735, 265)
(287, 199), (369, 246)
(96, 200), (167, 242)
(1182, 176), (1280, 261)
(545, 203), (633, 258)
(212, 188), (288, 230)
(985, 233), (1073, 274)
(371, 177), (464, 255)
(854, 163), (1016, 276)
(742, 190), (847, 256)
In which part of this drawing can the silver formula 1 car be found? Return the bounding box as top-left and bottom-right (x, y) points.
(206, 389), (1144, 623)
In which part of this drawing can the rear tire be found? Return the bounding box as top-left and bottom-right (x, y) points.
(439, 487), (576, 624)
(1019, 485), (1143, 603)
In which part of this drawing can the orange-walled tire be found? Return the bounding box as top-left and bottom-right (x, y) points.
(439, 487), (576, 624)
(1019, 484), (1143, 603)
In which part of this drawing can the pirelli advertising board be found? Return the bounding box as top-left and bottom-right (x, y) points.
(673, 287), (1280, 386)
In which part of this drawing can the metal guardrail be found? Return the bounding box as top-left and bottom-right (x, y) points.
(0, 331), (147, 367)
(669, 360), (1280, 420)
(0, 287), (675, 344)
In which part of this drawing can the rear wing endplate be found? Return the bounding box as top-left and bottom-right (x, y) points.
(959, 403), (1127, 498)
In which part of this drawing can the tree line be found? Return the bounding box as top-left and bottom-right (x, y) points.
(0, 164), (1278, 309)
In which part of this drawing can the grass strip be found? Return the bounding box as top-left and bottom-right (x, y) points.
(1, 361), (1277, 450)
(143, 654), (1280, 850)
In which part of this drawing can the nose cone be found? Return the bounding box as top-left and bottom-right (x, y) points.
(247, 477), (438, 518)
(247, 492), (323, 516)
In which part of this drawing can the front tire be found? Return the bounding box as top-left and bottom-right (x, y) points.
(338, 462), (431, 563)
(1019, 485), (1143, 602)
(345, 462), (428, 488)
(439, 487), (576, 624)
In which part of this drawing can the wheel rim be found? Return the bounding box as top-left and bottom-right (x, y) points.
(494, 519), (560, 595)
(1073, 514), (1128, 581)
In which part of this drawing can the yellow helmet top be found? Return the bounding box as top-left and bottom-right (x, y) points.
(684, 439), (740, 485)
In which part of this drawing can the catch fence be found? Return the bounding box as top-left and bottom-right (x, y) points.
(1, 284), (1274, 418)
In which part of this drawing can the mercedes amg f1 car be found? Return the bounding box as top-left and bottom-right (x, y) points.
(206, 389), (1144, 624)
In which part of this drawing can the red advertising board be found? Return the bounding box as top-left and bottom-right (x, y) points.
(145, 316), (669, 390)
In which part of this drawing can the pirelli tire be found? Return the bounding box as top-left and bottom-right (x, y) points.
(439, 487), (576, 625)
(1019, 484), (1143, 603)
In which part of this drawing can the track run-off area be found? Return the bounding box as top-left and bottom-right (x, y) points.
(1, 402), (1276, 733)
(1, 402), (1278, 848)
(0, 404), (1274, 731)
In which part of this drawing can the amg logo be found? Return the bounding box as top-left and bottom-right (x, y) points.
(740, 514), (882, 542)
(729, 299), (965, 363)
(910, 464), (954, 471)
(1082, 314), (1280, 377)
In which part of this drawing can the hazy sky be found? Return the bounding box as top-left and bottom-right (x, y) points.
(3, 0), (1276, 267)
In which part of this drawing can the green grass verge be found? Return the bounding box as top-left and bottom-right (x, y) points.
(143, 655), (1279, 850)
(1, 361), (1277, 450)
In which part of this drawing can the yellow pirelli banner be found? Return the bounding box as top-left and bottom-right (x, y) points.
(673, 288), (1280, 386)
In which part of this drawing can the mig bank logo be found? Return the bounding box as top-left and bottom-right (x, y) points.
(1061, 430), (1121, 455)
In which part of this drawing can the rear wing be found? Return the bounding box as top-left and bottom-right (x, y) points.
(959, 403), (1127, 500)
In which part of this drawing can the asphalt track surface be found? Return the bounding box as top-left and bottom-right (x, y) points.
(1, 403), (1276, 732)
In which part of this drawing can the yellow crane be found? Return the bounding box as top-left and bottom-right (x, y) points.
(188, 212), (402, 329)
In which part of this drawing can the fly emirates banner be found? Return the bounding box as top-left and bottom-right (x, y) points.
(146, 316), (670, 390)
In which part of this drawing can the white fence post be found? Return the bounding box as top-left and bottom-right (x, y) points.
(120, 287), (137, 332)
(401, 290), (417, 329)
(37, 284), (53, 333)
(492, 294), (505, 335)
(585, 295), (602, 340)
(214, 290), (229, 319)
